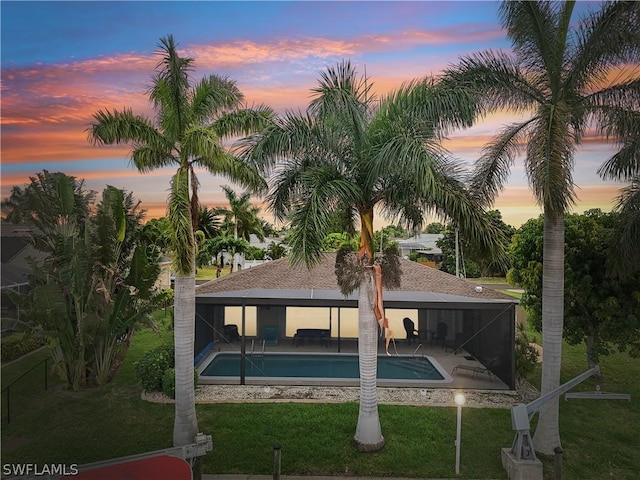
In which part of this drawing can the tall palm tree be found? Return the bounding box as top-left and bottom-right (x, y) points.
(88, 35), (270, 447)
(220, 185), (265, 271)
(598, 115), (640, 278)
(241, 60), (506, 451)
(443, 1), (639, 454)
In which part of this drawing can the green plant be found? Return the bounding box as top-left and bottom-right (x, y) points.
(134, 343), (174, 392)
(162, 367), (176, 398)
(515, 322), (539, 380)
(0, 333), (44, 362)
(162, 367), (198, 399)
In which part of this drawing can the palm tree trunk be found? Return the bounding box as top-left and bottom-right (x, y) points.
(532, 213), (564, 455)
(354, 273), (385, 451)
(233, 221), (240, 272)
(173, 269), (199, 446)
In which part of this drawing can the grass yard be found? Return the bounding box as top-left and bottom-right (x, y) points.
(1, 317), (638, 479)
(195, 265), (230, 280)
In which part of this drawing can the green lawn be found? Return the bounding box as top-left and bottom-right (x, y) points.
(195, 265), (230, 280)
(2, 320), (638, 479)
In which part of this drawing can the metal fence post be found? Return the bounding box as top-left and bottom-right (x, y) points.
(554, 446), (563, 480)
(272, 442), (281, 480)
(6, 386), (10, 424)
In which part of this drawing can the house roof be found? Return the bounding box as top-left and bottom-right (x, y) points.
(1, 263), (30, 289)
(196, 253), (516, 309)
(1, 223), (48, 269)
(394, 233), (443, 255)
(1, 237), (30, 263)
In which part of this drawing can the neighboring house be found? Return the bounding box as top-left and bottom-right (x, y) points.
(156, 255), (173, 289)
(194, 253), (518, 388)
(224, 234), (285, 269)
(393, 233), (443, 265)
(0, 222), (47, 322)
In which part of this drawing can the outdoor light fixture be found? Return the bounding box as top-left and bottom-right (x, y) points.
(454, 393), (466, 474)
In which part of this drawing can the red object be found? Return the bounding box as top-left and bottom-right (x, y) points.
(63, 455), (192, 480)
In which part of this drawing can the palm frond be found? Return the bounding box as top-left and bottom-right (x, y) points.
(598, 140), (640, 181)
(266, 162), (308, 222)
(419, 173), (510, 270)
(378, 76), (478, 135)
(168, 167), (195, 275)
(150, 35), (192, 141)
(197, 149), (267, 194)
(88, 109), (160, 146)
(443, 50), (544, 112)
(499, 0), (566, 86)
(309, 60), (373, 115)
(237, 111), (318, 173)
(308, 60), (371, 151)
(470, 119), (537, 206)
(131, 145), (176, 173)
(586, 77), (640, 114)
(191, 74), (245, 122)
(213, 105), (274, 138)
(286, 165), (361, 268)
(525, 111), (577, 217)
(286, 199), (331, 268)
(607, 176), (640, 277)
(568, 1), (640, 94)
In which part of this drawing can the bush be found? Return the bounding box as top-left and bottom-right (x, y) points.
(134, 343), (174, 391)
(1, 333), (44, 362)
(162, 367), (200, 399)
(162, 368), (176, 398)
(515, 322), (539, 379)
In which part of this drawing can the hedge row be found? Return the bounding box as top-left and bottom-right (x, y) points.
(1, 333), (44, 363)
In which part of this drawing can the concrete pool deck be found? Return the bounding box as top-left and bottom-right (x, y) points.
(198, 337), (511, 391)
(144, 338), (539, 407)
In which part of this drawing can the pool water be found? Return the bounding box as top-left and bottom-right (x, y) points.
(198, 352), (451, 385)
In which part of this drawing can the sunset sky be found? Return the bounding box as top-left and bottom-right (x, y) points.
(1, 1), (627, 228)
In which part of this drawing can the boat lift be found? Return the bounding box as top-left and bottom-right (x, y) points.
(509, 366), (630, 462)
(503, 367), (631, 480)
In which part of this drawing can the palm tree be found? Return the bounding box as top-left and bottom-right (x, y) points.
(197, 206), (224, 239)
(219, 185), (265, 270)
(598, 117), (640, 278)
(88, 35), (270, 447)
(443, 1), (639, 454)
(241, 60), (506, 451)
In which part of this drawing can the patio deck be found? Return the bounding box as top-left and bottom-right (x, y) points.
(203, 336), (509, 392)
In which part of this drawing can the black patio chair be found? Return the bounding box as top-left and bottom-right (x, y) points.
(431, 322), (448, 347)
(223, 324), (240, 342)
(403, 317), (420, 344)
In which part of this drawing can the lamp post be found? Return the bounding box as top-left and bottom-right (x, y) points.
(454, 393), (466, 474)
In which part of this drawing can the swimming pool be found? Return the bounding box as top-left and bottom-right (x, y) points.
(197, 352), (453, 386)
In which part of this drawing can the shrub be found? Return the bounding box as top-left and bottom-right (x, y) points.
(515, 322), (539, 379)
(162, 367), (200, 399)
(134, 343), (174, 391)
(162, 368), (176, 398)
(1, 333), (44, 362)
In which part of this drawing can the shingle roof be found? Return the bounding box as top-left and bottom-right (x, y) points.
(196, 253), (514, 303)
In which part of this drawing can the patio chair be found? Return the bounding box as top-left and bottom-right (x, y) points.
(452, 355), (499, 382)
(262, 326), (279, 346)
(223, 324), (240, 342)
(431, 322), (448, 347)
(403, 317), (420, 344)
